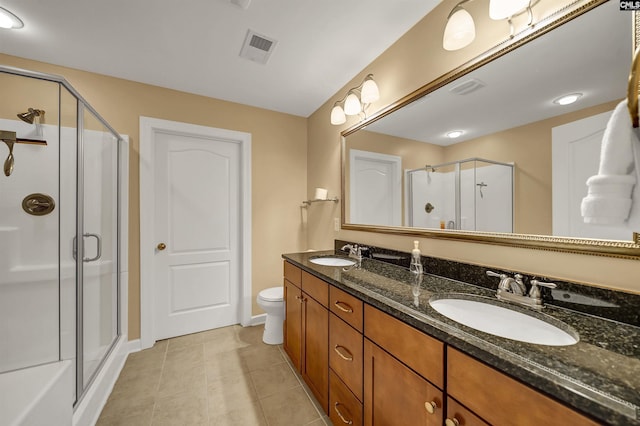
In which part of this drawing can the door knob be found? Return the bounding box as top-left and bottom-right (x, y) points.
(157, 243), (166, 250)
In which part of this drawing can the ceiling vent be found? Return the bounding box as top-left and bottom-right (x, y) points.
(239, 30), (277, 64)
(449, 78), (486, 96)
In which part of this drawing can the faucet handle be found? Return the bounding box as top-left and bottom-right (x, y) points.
(529, 279), (557, 300)
(486, 270), (506, 279)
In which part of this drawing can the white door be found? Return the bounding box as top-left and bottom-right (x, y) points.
(140, 117), (252, 347)
(552, 109), (634, 240)
(349, 149), (402, 226)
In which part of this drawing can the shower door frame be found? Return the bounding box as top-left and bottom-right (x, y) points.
(405, 157), (514, 231)
(0, 65), (125, 407)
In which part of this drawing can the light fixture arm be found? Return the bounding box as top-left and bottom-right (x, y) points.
(506, 0), (538, 38)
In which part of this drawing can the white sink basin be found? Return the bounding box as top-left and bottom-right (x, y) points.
(309, 257), (356, 267)
(429, 296), (578, 346)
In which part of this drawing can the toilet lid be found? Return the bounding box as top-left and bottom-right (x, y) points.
(260, 286), (283, 301)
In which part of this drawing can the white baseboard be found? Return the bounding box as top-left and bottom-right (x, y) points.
(127, 338), (142, 354)
(248, 314), (266, 326)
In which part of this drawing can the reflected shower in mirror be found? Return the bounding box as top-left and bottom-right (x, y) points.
(343, 1), (634, 242)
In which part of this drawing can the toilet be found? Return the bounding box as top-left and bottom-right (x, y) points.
(256, 286), (285, 344)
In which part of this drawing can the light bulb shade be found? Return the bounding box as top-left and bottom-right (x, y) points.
(344, 92), (362, 115)
(360, 77), (380, 104)
(330, 104), (346, 125)
(489, 0), (530, 20)
(443, 7), (475, 51)
(0, 7), (24, 29)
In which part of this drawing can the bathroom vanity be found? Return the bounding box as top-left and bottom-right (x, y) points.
(282, 247), (640, 425)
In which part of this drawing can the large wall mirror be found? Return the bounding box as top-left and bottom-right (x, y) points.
(342, 0), (640, 259)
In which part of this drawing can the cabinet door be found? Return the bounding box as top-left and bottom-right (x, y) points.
(302, 293), (329, 413)
(283, 279), (302, 371)
(364, 339), (443, 426)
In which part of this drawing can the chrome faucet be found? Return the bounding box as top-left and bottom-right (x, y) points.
(340, 244), (368, 261)
(486, 271), (556, 309)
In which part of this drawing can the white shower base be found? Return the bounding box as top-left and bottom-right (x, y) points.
(0, 361), (73, 426)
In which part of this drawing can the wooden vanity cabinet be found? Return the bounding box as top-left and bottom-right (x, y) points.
(447, 348), (599, 426)
(283, 262), (329, 413)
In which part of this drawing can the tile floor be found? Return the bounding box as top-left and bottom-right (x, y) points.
(97, 325), (331, 425)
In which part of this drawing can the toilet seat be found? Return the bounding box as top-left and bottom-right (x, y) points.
(258, 286), (283, 302)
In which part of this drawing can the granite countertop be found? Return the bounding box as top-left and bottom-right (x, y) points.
(282, 250), (640, 425)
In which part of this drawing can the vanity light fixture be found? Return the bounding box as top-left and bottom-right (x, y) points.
(443, 0), (475, 51)
(447, 130), (464, 139)
(443, 0), (538, 51)
(0, 7), (23, 29)
(553, 93), (583, 106)
(330, 74), (380, 125)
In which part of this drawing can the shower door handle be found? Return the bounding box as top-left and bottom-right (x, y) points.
(73, 233), (102, 262)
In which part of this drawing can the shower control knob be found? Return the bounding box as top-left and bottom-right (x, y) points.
(157, 243), (166, 251)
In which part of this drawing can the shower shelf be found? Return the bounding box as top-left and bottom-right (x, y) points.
(302, 197), (339, 206)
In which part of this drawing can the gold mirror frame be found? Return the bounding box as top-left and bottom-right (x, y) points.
(341, 0), (640, 260)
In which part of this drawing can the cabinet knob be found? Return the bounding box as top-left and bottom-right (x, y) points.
(445, 417), (460, 426)
(334, 402), (353, 425)
(157, 243), (166, 250)
(424, 400), (438, 414)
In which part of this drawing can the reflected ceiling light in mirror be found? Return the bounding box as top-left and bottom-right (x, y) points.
(0, 7), (24, 29)
(447, 130), (464, 139)
(553, 93), (583, 106)
(330, 74), (380, 125)
(443, 0), (475, 51)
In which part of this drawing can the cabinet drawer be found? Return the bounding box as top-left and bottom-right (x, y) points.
(302, 271), (329, 307)
(364, 304), (444, 388)
(330, 370), (363, 426)
(446, 397), (489, 426)
(330, 286), (364, 332)
(447, 348), (599, 426)
(330, 313), (364, 401)
(284, 261), (302, 286)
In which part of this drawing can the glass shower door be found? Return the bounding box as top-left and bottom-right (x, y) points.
(79, 107), (119, 389)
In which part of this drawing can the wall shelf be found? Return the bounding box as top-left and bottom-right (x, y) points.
(302, 197), (339, 206)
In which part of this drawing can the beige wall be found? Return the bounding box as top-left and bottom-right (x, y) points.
(0, 53), (308, 340)
(307, 1), (640, 295)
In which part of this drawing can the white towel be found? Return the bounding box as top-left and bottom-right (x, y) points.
(581, 100), (638, 225)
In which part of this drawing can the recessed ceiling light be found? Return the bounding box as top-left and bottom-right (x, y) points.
(553, 93), (582, 106)
(447, 130), (464, 139)
(0, 7), (23, 29)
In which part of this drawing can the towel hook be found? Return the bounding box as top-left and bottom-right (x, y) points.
(627, 46), (640, 128)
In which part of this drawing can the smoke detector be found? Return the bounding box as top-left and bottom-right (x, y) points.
(239, 30), (277, 64)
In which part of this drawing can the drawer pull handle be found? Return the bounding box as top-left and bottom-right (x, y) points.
(334, 402), (353, 425)
(334, 301), (354, 313)
(424, 400), (438, 414)
(334, 345), (354, 361)
(445, 417), (460, 426)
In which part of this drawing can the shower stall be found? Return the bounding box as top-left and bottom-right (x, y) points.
(406, 158), (514, 233)
(0, 65), (128, 425)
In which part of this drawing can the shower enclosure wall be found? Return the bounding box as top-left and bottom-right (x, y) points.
(0, 65), (128, 425)
(406, 158), (514, 233)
